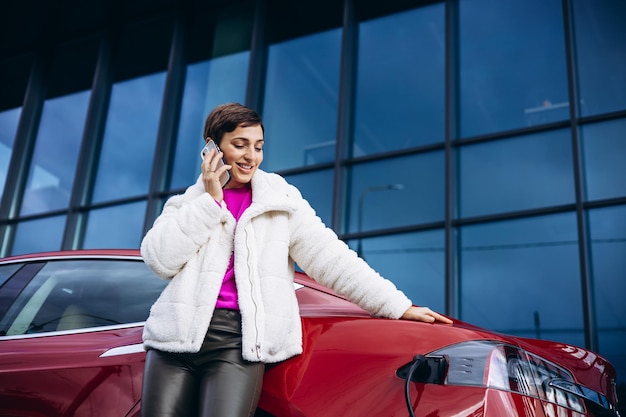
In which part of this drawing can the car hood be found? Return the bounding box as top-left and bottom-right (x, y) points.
(294, 274), (617, 404)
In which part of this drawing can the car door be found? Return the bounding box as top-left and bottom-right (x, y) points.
(0, 257), (166, 417)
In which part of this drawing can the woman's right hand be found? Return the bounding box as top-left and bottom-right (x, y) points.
(201, 148), (231, 202)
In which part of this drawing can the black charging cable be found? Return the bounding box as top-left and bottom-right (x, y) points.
(404, 355), (426, 417)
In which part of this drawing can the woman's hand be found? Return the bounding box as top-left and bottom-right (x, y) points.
(400, 306), (453, 324)
(201, 148), (231, 202)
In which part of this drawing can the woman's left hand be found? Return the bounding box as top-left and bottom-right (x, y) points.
(400, 306), (453, 324)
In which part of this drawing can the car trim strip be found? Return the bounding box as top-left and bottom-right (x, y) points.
(0, 321), (145, 340)
(100, 343), (146, 357)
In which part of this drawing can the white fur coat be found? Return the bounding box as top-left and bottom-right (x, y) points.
(140, 170), (412, 363)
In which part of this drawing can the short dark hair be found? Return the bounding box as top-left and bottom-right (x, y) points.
(202, 103), (264, 146)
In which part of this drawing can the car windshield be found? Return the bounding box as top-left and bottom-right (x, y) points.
(0, 259), (167, 336)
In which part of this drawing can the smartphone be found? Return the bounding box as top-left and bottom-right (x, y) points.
(201, 139), (231, 188)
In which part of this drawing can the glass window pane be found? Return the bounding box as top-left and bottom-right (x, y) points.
(0, 263), (22, 288)
(573, 1), (626, 117)
(354, 4), (445, 156)
(92, 73), (166, 202)
(170, 52), (250, 190)
(460, 213), (584, 346)
(82, 202), (146, 249)
(11, 216), (66, 256)
(0, 107), (21, 198)
(263, 29), (341, 171)
(0, 259), (167, 335)
(587, 205), (626, 381)
(459, 129), (574, 218)
(347, 152), (444, 234)
(284, 169), (333, 228)
(459, 0), (568, 138)
(349, 229), (446, 313)
(581, 118), (626, 201)
(20, 91), (90, 215)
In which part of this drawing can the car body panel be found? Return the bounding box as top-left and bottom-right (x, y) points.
(513, 337), (618, 403)
(0, 328), (145, 417)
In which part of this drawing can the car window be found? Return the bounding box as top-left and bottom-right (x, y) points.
(0, 259), (167, 336)
(0, 264), (22, 288)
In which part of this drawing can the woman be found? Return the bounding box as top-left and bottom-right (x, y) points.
(140, 103), (452, 417)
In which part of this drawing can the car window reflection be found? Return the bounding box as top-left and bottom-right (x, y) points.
(0, 259), (167, 336)
(0, 263), (22, 288)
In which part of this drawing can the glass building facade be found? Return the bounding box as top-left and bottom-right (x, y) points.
(0, 0), (624, 396)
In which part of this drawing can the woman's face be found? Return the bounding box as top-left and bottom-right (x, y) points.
(218, 124), (264, 189)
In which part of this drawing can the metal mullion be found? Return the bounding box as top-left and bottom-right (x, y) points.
(455, 119), (572, 146)
(340, 220), (447, 243)
(562, 0), (597, 351)
(143, 7), (188, 234)
(582, 196), (626, 210)
(62, 24), (118, 250)
(245, 0), (268, 113)
(578, 109), (626, 126)
(0, 52), (48, 257)
(346, 142), (446, 165)
(444, 0), (459, 319)
(332, 0), (357, 233)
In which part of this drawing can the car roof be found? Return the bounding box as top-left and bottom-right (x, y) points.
(0, 249), (143, 264)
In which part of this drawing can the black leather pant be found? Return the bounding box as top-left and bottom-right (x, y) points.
(141, 309), (265, 417)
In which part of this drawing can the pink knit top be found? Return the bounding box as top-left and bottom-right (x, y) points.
(215, 185), (252, 310)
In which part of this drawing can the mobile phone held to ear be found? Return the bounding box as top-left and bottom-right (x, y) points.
(201, 139), (231, 188)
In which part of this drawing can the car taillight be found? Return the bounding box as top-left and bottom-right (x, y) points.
(398, 340), (619, 416)
(482, 342), (585, 412)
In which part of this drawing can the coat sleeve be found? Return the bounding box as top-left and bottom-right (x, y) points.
(140, 186), (235, 280)
(286, 186), (412, 319)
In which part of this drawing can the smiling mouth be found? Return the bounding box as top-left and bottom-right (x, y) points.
(237, 163), (254, 170)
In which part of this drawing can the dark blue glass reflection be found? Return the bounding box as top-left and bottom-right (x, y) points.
(348, 152), (444, 234)
(284, 169), (333, 228)
(11, 215), (66, 256)
(170, 52), (249, 190)
(581, 118), (626, 201)
(83, 201), (147, 249)
(21, 91), (90, 215)
(460, 213), (584, 346)
(459, 0), (568, 137)
(92, 73), (166, 202)
(459, 129), (574, 218)
(587, 205), (626, 381)
(0, 264), (21, 288)
(354, 4), (445, 156)
(350, 229), (446, 313)
(263, 29), (341, 171)
(0, 108), (21, 199)
(573, 1), (626, 117)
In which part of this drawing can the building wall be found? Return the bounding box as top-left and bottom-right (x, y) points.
(0, 0), (625, 388)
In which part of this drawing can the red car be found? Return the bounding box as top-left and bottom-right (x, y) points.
(0, 250), (620, 416)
